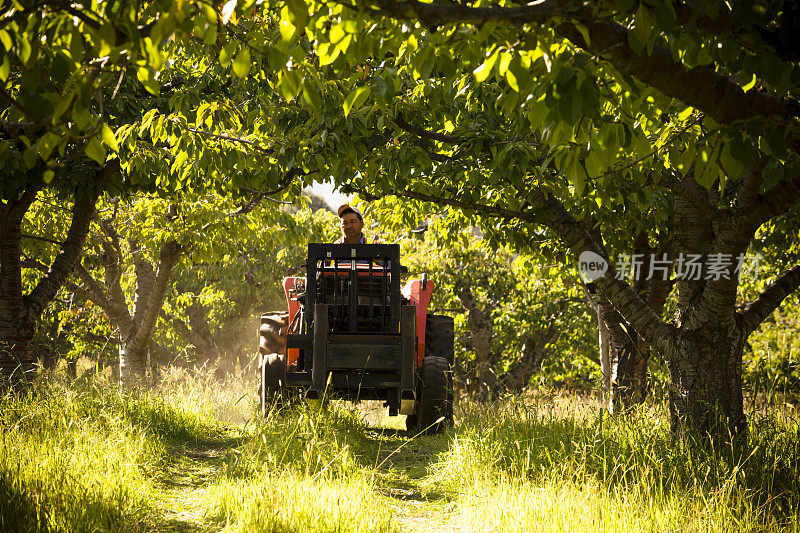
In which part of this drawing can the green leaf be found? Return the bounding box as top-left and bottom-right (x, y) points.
(568, 155), (586, 196)
(279, 6), (297, 42)
(629, 4), (654, 55)
(219, 40), (237, 66)
(764, 126), (788, 158)
(85, 136), (107, 164)
(677, 106), (693, 122)
(18, 34), (32, 65)
(719, 139), (745, 178)
(412, 46), (435, 80)
(144, 37), (163, 71)
(102, 123), (119, 152)
(0, 30), (11, 51)
(741, 73), (757, 92)
(497, 51), (512, 76)
(301, 78), (322, 110)
(137, 66), (160, 95)
(473, 50), (499, 83)
(23, 146), (37, 169)
(37, 132), (61, 161)
(0, 55), (9, 83)
(43, 169), (54, 184)
(574, 24), (591, 46)
(317, 42), (340, 66)
(343, 86), (371, 117)
(233, 48), (251, 78)
(286, 0), (309, 32)
(505, 68), (519, 92)
(280, 69), (301, 101)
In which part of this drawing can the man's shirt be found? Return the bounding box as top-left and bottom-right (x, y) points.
(335, 234), (367, 244)
(331, 234), (390, 268)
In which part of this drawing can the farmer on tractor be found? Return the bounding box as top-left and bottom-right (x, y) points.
(258, 202), (455, 433)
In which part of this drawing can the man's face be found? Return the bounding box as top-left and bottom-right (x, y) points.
(340, 212), (363, 241)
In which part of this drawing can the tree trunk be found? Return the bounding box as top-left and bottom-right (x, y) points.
(0, 188), (38, 383)
(73, 213), (181, 386)
(456, 283), (497, 401)
(118, 342), (151, 383)
(667, 319), (747, 440)
(597, 304), (611, 409)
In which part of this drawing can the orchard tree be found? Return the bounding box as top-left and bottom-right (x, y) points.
(66, 193), (315, 383)
(0, 1), (309, 382)
(230, 0), (800, 441)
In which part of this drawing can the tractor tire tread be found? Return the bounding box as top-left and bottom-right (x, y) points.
(418, 355), (451, 434)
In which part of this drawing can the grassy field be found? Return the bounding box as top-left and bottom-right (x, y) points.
(1, 369), (798, 532)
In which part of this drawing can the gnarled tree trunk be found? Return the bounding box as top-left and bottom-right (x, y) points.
(456, 283), (498, 401)
(72, 208), (181, 386)
(542, 170), (800, 442)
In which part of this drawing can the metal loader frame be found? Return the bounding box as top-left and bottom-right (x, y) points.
(285, 244), (416, 414)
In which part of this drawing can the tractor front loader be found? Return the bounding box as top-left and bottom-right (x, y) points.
(258, 243), (454, 433)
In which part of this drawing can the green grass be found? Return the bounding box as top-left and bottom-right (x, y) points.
(437, 396), (800, 532)
(1, 372), (798, 532)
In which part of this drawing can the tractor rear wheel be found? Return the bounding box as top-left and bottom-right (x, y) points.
(259, 312), (289, 355)
(260, 352), (286, 413)
(417, 355), (451, 434)
(425, 315), (455, 424)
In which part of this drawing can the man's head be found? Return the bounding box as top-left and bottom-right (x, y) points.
(338, 204), (364, 243)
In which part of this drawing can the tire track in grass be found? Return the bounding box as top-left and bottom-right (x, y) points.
(154, 436), (241, 532)
(360, 425), (459, 533)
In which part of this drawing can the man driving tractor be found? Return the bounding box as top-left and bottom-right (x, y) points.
(258, 202), (454, 433)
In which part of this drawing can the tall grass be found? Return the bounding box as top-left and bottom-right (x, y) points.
(435, 394), (800, 532)
(0, 371), (397, 532)
(1, 372), (798, 532)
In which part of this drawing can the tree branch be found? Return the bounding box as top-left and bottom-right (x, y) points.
(20, 233), (64, 246)
(71, 261), (112, 312)
(25, 163), (115, 318)
(97, 213), (132, 327)
(7, 183), (42, 224)
(235, 168), (304, 214)
(343, 181), (677, 352)
(746, 174), (800, 227)
(395, 114), (459, 144)
(365, 1), (800, 124)
(660, 172), (721, 221)
(129, 238), (155, 329)
(367, 0), (579, 25)
(672, 2), (800, 62)
(739, 264), (800, 335)
(540, 196), (678, 353)
(183, 124), (274, 154)
(732, 157), (768, 213)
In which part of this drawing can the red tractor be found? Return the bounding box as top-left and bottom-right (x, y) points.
(258, 243), (454, 433)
